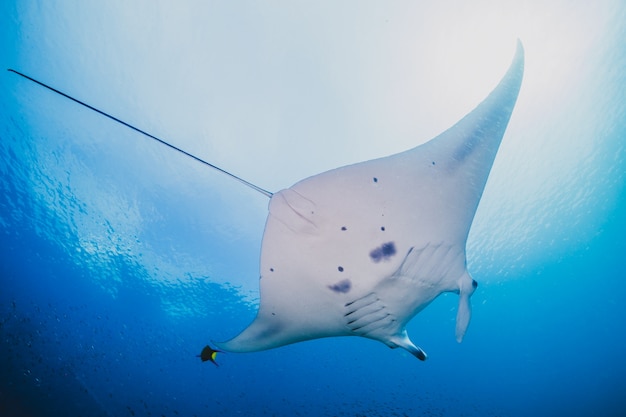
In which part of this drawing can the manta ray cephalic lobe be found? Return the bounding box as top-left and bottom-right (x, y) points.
(216, 41), (525, 360)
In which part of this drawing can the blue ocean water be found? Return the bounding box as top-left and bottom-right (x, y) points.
(2, 2), (625, 417)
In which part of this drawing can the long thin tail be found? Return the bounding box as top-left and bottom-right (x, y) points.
(7, 68), (273, 198)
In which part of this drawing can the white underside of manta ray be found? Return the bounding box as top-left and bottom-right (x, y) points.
(215, 41), (524, 360)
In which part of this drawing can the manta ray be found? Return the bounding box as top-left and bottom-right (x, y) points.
(8, 41), (524, 361)
(214, 42), (524, 360)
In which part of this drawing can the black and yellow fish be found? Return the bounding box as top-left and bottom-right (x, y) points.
(197, 345), (221, 366)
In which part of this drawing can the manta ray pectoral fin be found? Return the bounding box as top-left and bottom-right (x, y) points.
(455, 272), (478, 343)
(387, 330), (427, 361)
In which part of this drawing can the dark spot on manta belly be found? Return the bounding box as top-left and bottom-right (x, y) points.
(370, 242), (397, 263)
(338, 266), (344, 272)
(328, 279), (351, 293)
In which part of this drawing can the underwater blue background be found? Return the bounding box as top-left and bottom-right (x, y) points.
(1, 1), (625, 416)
